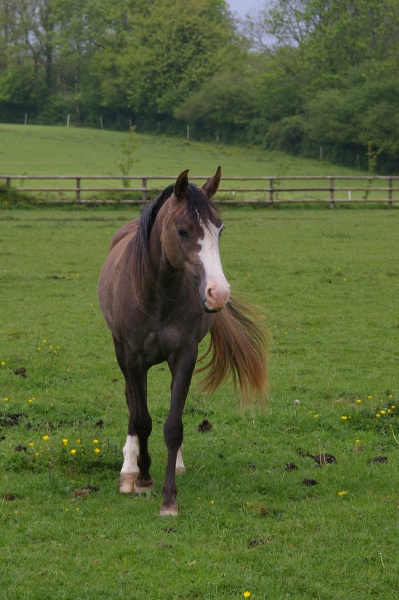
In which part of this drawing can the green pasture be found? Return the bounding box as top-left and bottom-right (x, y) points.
(0, 124), (358, 177)
(1, 205), (399, 599)
(3, 124), (397, 205)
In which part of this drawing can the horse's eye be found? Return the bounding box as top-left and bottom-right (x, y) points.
(177, 228), (189, 239)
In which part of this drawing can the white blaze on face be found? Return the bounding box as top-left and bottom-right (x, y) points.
(198, 222), (230, 311)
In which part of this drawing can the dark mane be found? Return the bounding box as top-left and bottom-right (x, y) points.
(132, 184), (174, 308)
(137, 184), (175, 247)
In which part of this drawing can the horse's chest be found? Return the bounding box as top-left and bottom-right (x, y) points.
(141, 322), (196, 365)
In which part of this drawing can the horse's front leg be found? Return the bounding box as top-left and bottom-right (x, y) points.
(160, 347), (197, 517)
(115, 340), (154, 495)
(124, 376), (155, 495)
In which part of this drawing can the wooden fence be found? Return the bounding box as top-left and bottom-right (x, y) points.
(1, 174), (399, 207)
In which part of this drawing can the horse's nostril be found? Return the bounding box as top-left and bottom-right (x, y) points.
(206, 286), (215, 300)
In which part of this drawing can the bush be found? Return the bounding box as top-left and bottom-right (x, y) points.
(264, 115), (306, 154)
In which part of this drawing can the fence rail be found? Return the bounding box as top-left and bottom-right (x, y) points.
(1, 174), (399, 207)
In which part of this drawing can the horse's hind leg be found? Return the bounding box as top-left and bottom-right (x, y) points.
(176, 445), (186, 474)
(120, 430), (139, 493)
(113, 337), (154, 494)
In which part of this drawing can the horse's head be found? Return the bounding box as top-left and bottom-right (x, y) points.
(162, 167), (230, 313)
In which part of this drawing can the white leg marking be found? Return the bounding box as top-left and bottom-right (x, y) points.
(121, 434), (139, 474)
(176, 445), (186, 474)
(120, 435), (139, 493)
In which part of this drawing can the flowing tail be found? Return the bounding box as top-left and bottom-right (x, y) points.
(197, 297), (269, 408)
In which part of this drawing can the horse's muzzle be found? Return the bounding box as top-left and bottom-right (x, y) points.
(201, 297), (228, 313)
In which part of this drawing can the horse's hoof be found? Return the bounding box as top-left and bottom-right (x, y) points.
(134, 477), (155, 495)
(119, 472), (137, 493)
(176, 465), (186, 474)
(160, 502), (179, 517)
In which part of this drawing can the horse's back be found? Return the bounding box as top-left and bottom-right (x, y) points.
(109, 218), (139, 251)
(98, 218), (139, 335)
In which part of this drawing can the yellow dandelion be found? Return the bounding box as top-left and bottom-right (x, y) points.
(94, 448), (101, 454)
(62, 438), (68, 445)
(243, 593), (251, 599)
(35, 452), (40, 457)
(28, 442), (34, 447)
(3, 397), (8, 402)
(210, 500), (215, 505)
(368, 395), (373, 399)
(338, 491), (348, 496)
(341, 416), (347, 421)
(356, 399), (362, 404)
(93, 439), (99, 444)
(42, 435), (50, 441)
(313, 414), (319, 419)
(76, 439), (81, 444)
(70, 449), (77, 455)
(380, 410), (386, 415)
(376, 413), (381, 418)
(391, 405), (396, 410)
(355, 439), (361, 443)
(1, 361), (5, 366)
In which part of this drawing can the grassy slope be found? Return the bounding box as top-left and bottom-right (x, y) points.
(1, 207), (399, 599)
(0, 123), (365, 178)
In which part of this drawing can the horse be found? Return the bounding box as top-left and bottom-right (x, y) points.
(98, 167), (268, 516)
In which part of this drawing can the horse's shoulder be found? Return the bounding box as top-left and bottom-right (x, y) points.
(109, 219), (139, 251)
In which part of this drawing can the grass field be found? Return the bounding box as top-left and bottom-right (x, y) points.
(1, 203), (399, 599)
(0, 124), (364, 178)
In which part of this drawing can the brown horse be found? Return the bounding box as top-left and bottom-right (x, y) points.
(98, 167), (268, 516)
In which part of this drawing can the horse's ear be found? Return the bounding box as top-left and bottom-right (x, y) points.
(174, 169), (189, 201)
(202, 166), (221, 199)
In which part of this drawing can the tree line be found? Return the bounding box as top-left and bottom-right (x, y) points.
(1, 0), (398, 173)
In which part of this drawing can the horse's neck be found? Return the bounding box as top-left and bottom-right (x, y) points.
(148, 209), (179, 289)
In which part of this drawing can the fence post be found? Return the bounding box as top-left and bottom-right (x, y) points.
(388, 178), (393, 209)
(269, 178), (274, 205)
(329, 177), (335, 209)
(142, 177), (148, 203)
(6, 177), (11, 188)
(76, 177), (81, 203)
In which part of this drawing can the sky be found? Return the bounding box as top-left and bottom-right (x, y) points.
(227, 0), (264, 18)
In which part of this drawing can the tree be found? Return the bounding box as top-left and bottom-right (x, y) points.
(113, 0), (236, 128)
